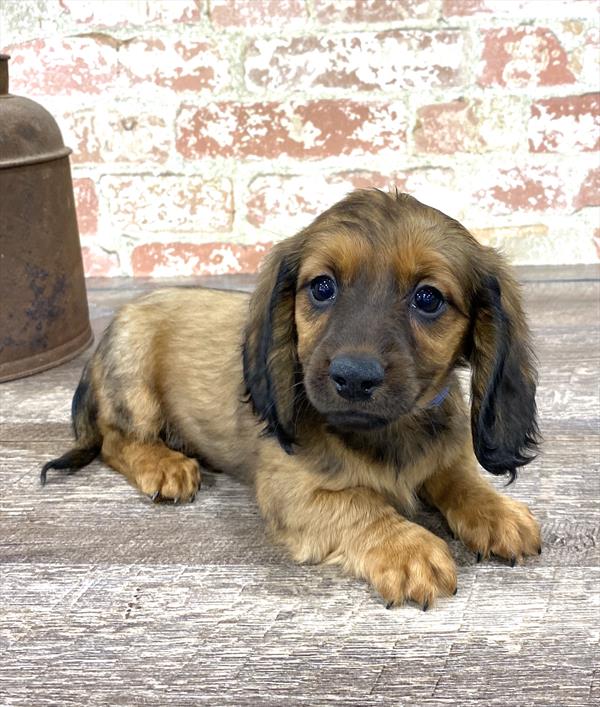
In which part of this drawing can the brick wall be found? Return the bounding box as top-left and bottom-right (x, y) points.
(1, 0), (598, 277)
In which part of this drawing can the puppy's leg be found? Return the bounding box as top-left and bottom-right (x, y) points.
(89, 326), (201, 502)
(256, 465), (457, 608)
(101, 427), (200, 502)
(423, 451), (541, 564)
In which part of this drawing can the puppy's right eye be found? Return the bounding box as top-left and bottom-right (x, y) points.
(309, 275), (337, 304)
(411, 285), (445, 318)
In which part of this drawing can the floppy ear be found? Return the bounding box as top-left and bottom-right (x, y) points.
(468, 255), (539, 482)
(242, 239), (302, 454)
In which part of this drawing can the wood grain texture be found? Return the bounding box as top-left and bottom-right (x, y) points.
(1, 266), (598, 706)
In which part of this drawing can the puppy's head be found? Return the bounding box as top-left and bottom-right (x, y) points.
(243, 189), (538, 480)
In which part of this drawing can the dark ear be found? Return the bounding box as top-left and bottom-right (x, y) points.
(243, 240), (301, 453)
(469, 258), (539, 482)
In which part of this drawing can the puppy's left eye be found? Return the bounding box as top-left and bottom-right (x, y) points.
(309, 275), (337, 304)
(412, 286), (445, 317)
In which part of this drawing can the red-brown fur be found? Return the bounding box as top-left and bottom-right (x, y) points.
(43, 190), (541, 608)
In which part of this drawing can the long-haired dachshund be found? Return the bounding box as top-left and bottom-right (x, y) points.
(43, 190), (541, 608)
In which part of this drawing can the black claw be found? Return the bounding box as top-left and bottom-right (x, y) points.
(537, 546), (542, 555)
(476, 552), (482, 563)
(385, 601), (394, 610)
(510, 556), (516, 567)
(422, 600), (429, 612)
(190, 494), (196, 503)
(453, 587), (458, 596)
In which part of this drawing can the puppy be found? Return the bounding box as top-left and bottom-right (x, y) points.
(43, 190), (541, 608)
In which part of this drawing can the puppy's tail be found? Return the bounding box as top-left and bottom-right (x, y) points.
(41, 365), (102, 486)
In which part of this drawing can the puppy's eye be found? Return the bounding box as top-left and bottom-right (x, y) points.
(412, 286), (445, 317)
(309, 275), (337, 304)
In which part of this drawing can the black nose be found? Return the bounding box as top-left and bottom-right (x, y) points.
(329, 355), (385, 401)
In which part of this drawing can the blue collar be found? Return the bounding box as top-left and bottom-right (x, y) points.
(426, 386), (450, 409)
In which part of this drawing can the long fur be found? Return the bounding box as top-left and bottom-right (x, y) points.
(40, 366), (101, 485)
(470, 275), (539, 481)
(242, 255), (299, 453)
(42, 189), (542, 607)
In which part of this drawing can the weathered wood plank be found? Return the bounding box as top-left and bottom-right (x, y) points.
(0, 563), (597, 706)
(1, 265), (598, 706)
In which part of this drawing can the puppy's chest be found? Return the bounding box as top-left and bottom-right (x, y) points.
(320, 412), (459, 497)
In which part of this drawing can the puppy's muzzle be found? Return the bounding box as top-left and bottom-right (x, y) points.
(329, 355), (384, 402)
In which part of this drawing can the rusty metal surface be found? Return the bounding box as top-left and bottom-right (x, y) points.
(0, 52), (8, 94)
(0, 54), (92, 383)
(0, 54), (71, 168)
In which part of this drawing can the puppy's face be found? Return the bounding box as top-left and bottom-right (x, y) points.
(244, 189), (538, 479)
(294, 194), (471, 431)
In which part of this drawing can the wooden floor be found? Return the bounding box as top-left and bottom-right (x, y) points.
(1, 266), (599, 706)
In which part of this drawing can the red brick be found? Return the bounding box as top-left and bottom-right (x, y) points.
(102, 176), (233, 234)
(3, 34), (227, 97)
(470, 224), (554, 264)
(73, 178), (98, 236)
(247, 175), (343, 231)
(246, 30), (465, 91)
(62, 107), (173, 164)
(210, 0), (305, 26)
(574, 167), (600, 210)
(471, 224), (549, 248)
(131, 242), (271, 277)
(315, 0), (434, 23)
(475, 167), (567, 214)
(528, 94), (600, 153)
(444, 0), (599, 17)
(246, 170), (418, 228)
(81, 245), (120, 277)
(414, 100), (482, 153)
(64, 110), (101, 163)
(442, 0), (486, 15)
(121, 38), (230, 92)
(328, 170), (405, 191)
(176, 100), (407, 160)
(401, 168), (462, 216)
(360, 169), (465, 217)
(246, 168), (457, 235)
(566, 23), (600, 87)
(4, 37), (118, 95)
(59, 0), (202, 25)
(479, 28), (575, 87)
(413, 98), (524, 154)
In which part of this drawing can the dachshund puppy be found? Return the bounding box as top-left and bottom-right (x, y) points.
(43, 190), (541, 608)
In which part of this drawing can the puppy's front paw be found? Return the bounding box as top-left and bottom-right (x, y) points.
(364, 522), (457, 609)
(136, 453), (201, 503)
(447, 493), (541, 564)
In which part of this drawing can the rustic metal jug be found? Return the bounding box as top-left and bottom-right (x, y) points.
(0, 54), (93, 382)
